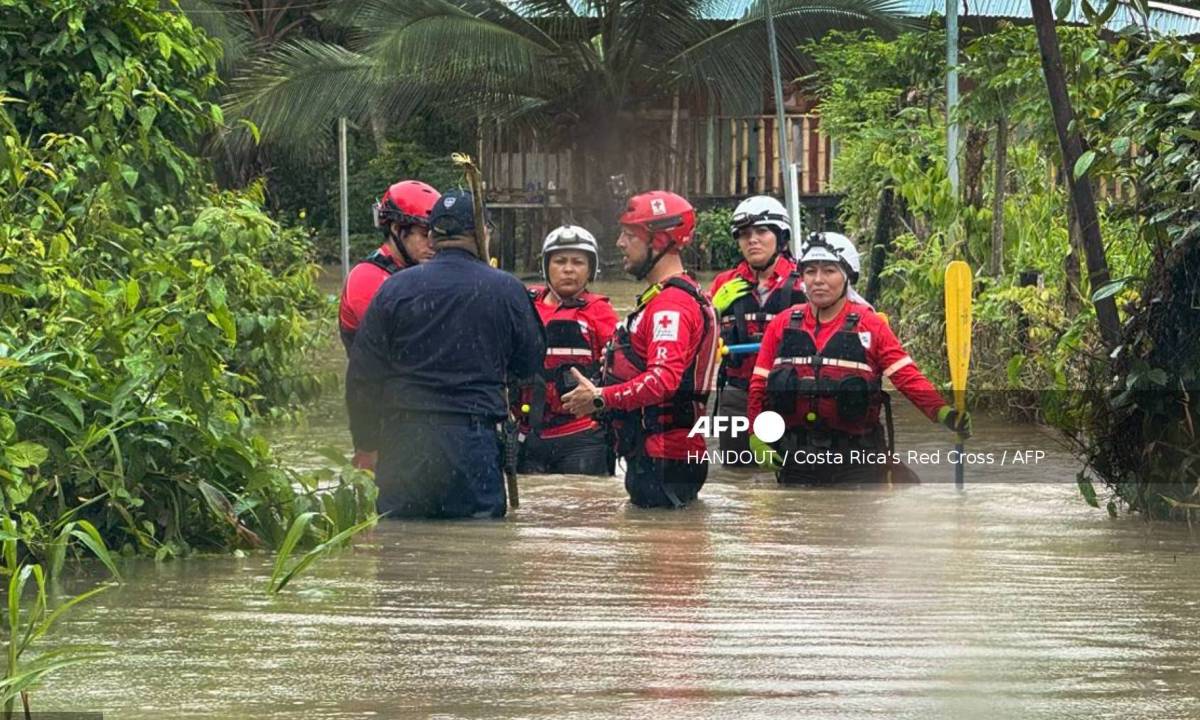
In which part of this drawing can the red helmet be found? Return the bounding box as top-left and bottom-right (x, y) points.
(373, 180), (440, 229)
(619, 190), (695, 252)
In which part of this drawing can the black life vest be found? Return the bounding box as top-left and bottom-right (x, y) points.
(719, 269), (805, 372)
(525, 315), (603, 435)
(765, 307), (884, 435)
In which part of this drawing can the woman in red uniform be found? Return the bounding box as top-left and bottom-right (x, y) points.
(708, 195), (804, 465)
(747, 232), (971, 483)
(516, 226), (618, 475)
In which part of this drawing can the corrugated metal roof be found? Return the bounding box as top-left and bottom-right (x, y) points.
(710, 0), (1200, 35)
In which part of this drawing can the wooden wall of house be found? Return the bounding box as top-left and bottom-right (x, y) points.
(479, 113), (835, 206)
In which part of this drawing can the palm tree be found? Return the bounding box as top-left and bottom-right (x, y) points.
(226, 0), (910, 207)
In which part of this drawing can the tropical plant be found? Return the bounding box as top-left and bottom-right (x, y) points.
(1, 0), (377, 559)
(226, 0), (910, 210)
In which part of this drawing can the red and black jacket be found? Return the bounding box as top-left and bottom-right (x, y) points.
(517, 287), (617, 440)
(708, 256), (805, 388)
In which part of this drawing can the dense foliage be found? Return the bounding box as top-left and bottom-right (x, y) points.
(0, 0), (374, 562)
(806, 21), (1199, 517)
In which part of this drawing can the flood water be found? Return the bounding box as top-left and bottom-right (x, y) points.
(40, 274), (1200, 719)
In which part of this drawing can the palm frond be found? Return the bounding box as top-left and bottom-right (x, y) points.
(224, 40), (399, 149)
(666, 0), (911, 112)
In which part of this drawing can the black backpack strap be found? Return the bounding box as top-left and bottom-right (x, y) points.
(365, 249), (403, 275)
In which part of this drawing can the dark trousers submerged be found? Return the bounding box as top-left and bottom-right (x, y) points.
(775, 426), (919, 485)
(518, 425), (612, 476)
(623, 455), (708, 509)
(377, 416), (506, 519)
(715, 383), (754, 465)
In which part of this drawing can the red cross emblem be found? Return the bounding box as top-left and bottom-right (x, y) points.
(658, 315), (673, 328)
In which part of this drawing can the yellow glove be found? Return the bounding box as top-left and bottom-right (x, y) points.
(749, 434), (783, 472)
(712, 278), (753, 314)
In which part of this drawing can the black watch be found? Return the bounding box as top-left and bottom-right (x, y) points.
(592, 393), (606, 410)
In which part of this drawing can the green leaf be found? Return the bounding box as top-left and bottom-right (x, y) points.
(1055, 0), (1072, 20)
(124, 278), (140, 311)
(120, 166), (138, 188)
(1077, 472), (1099, 508)
(5, 441), (48, 469)
(239, 118), (261, 145)
(68, 520), (122, 581)
(0, 414), (15, 442)
(1091, 276), (1132, 302)
(1006, 355), (1025, 387)
(156, 33), (172, 60)
(1167, 93), (1194, 108)
(1073, 150), (1096, 180)
(48, 388), (84, 428)
(269, 514), (378, 594)
(1081, 47), (1099, 63)
(268, 512), (317, 593)
(1110, 136), (1130, 155)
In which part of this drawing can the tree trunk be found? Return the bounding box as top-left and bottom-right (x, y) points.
(990, 114), (1008, 277)
(864, 185), (895, 306)
(963, 124), (989, 209)
(1030, 0), (1121, 348)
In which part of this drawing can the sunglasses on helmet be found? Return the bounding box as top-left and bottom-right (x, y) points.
(731, 209), (788, 230)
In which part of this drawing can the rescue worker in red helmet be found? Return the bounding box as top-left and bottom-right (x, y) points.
(561, 191), (719, 508)
(747, 232), (971, 484)
(338, 180), (440, 352)
(515, 225), (619, 475)
(708, 195), (805, 466)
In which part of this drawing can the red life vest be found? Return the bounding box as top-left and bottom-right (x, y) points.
(338, 247), (407, 351)
(518, 289), (611, 439)
(765, 306), (884, 436)
(602, 276), (716, 456)
(717, 269), (805, 386)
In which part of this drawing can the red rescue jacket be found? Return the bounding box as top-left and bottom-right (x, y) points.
(708, 255), (805, 388)
(338, 244), (409, 351)
(517, 287), (618, 440)
(601, 274), (719, 461)
(747, 300), (945, 436)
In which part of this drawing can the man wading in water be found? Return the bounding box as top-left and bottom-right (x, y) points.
(345, 189), (544, 518)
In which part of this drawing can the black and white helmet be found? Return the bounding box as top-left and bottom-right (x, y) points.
(541, 225), (599, 282)
(730, 195), (791, 245)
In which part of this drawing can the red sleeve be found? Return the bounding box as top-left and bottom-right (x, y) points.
(868, 316), (947, 421)
(339, 264), (388, 332)
(589, 299), (619, 360)
(747, 312), (788, 422)
(601, 289), (701, 411)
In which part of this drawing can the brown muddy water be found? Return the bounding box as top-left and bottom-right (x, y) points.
(38, 273), (1200, 719)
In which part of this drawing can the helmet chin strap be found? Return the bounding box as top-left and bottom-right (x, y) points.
(632, 237), (669, 281)
(390, 227), (417, 267)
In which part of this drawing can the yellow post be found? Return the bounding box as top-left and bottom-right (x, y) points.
(944, 260), (973, 489)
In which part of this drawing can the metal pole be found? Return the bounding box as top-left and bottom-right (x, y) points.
(946, 0), (960, 196)
(764, 0), (798, 242)
(338, 116), (350, 280)
(789, 162), (802, 255)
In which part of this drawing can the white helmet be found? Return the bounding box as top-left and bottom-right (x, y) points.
(730, 195), (791, 244)
(799, 231), (860, 281)
(541, 225), (599, 282)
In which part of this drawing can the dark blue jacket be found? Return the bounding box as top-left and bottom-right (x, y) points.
(346, 248), (546, 451)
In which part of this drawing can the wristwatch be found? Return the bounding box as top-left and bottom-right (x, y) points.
(592, 391), (606, 410)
